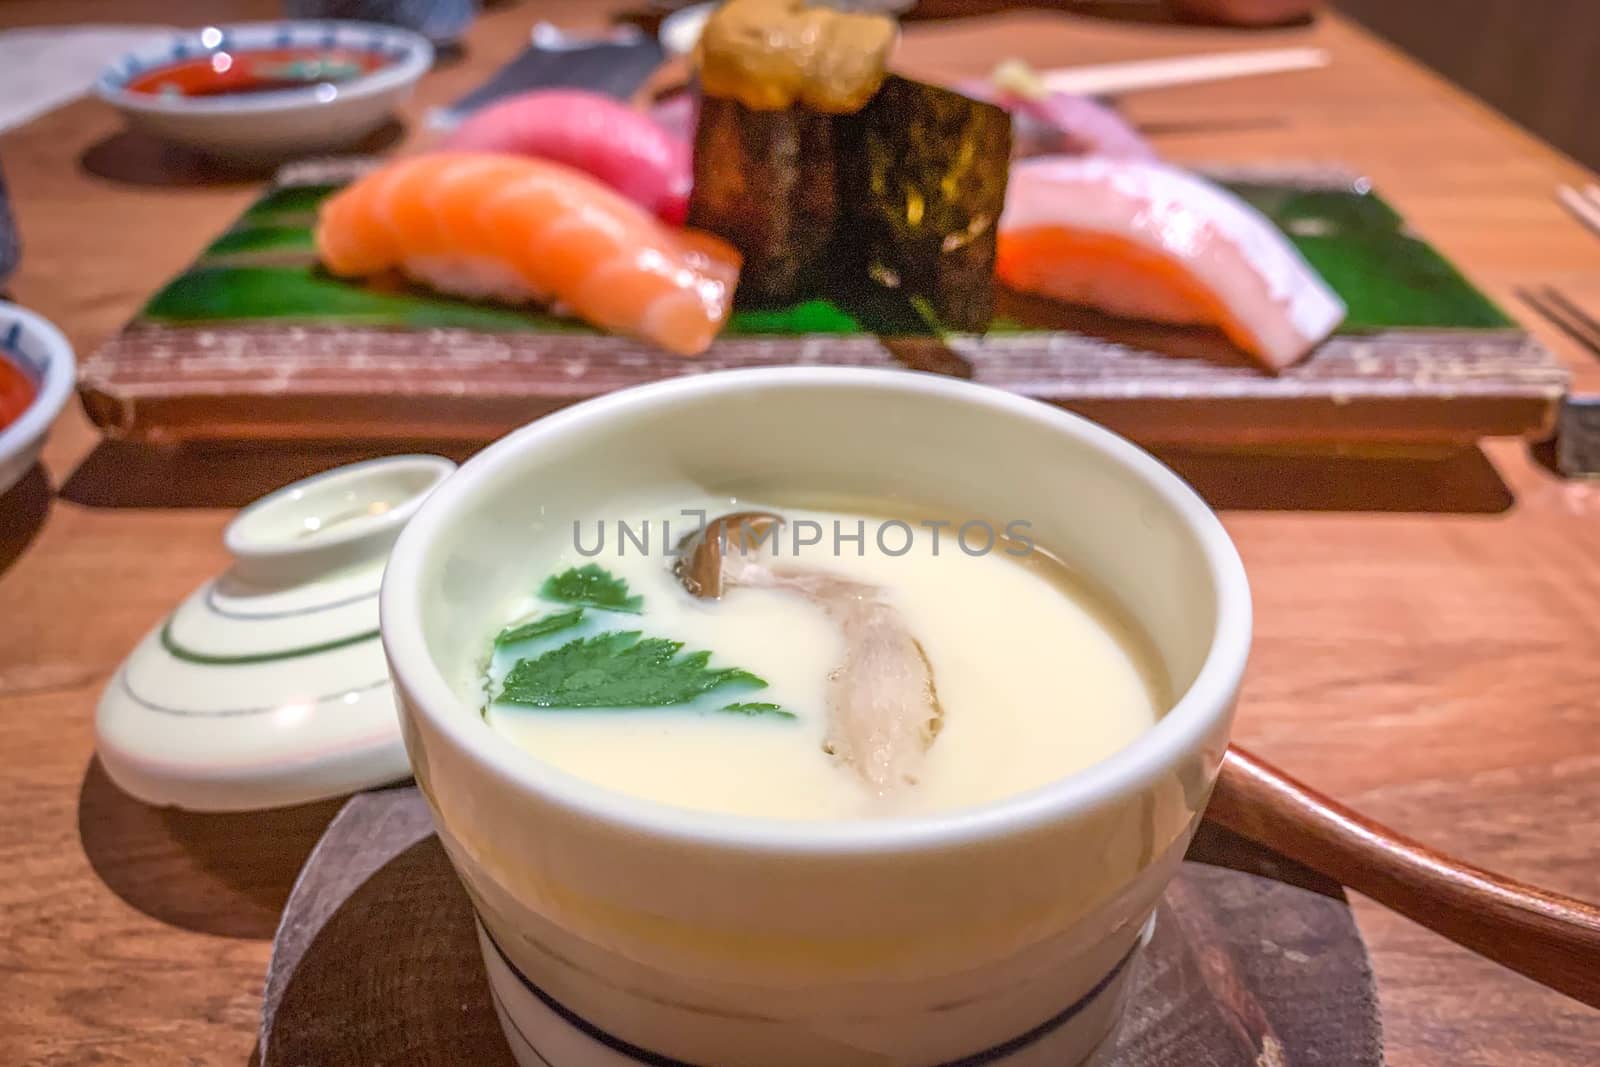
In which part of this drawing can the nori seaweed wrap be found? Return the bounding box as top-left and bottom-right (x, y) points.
(838, 75), (1012, 332)
(685, 1), (1010, 322)
(688, 95), (839, 304)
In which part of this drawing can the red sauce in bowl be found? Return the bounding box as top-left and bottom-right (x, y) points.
(0, 355), (36, 432)
(125, 47), (391, 98)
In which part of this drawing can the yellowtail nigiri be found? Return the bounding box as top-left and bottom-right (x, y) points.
(997, 156), (1345, 369)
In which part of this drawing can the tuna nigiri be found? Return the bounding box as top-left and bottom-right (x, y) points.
(998, 157), (1345, 369)
(441, 90), (692, 224)
(315, 153), (740, 356)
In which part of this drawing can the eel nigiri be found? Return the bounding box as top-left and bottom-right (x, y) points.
(315, 153), (741, 357)
(441, 90), (692, 225)
(998, 156), (1345, 369)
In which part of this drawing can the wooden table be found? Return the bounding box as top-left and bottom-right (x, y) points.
(2, 2), (1597, 1064)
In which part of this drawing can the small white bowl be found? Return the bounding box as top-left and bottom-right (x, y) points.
(382, 368), (1251, 1067)
(95, 21), (433, 162)
(0, 302), (75, 498)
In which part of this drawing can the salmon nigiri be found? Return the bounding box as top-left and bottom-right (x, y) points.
(997, 156), (1345, 369)
(315, 153), (741, 356)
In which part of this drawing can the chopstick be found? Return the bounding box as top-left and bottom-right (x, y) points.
(1037, 47), (1329, 97)
(1557, 183), (1600, 239)
(1516, 285), (1600, 360)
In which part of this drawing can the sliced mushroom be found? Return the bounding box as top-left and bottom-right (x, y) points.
(674, 512), (944, 793)
(673, 511), (785, 598)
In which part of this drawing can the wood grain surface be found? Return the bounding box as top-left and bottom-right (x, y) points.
(3, 2), (1600, 1065)
(78, 322), (1565, 449)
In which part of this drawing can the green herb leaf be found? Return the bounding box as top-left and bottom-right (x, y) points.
(498, 631), (767, 708)
(720, 701), (797, 720)
(540, 564), (643, 614)
(494, 607), (585, 647)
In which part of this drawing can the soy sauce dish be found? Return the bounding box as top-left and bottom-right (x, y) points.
(0, 303), (75, 498)
(381, 368), (1252, 1067)
(95, 21), (432, 161)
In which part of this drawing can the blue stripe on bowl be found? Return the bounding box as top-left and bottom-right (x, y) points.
(481, 924), (1139, 1067)
(934, 950), (1136, 1067)
(489, 986), (560, 1067)
(2, 322), (21, 353)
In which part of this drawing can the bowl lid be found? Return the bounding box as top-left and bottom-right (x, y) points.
(94, 454), (455, 812)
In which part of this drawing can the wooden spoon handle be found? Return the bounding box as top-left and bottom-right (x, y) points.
(1207, 746), (1600, 1008)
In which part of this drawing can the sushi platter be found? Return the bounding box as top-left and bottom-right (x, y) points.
(79, 0), (1565, 449)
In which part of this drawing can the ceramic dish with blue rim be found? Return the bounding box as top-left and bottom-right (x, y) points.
(0, 302), (76, 498)
(95, 21), (433, 161)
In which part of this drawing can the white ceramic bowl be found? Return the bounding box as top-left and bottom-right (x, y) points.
(95, 21), (433, 162)
(0, 303), (75, 497)
(382, 368), (1251, 1067)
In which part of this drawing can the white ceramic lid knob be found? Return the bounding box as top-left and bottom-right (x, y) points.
(225, 455), (456, 585)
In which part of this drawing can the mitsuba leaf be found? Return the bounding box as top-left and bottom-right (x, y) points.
(498, 631), (767, 708)
(720, 701), (797, 720)
(494, 607), (585, 647)
(539, 564), (644, 614)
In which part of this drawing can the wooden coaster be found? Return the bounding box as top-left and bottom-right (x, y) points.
(259, 787), (1384, 1066)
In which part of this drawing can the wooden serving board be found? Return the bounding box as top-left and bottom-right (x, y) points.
(258, 787), (1385, 1066)
(80, 160), (1564, 448)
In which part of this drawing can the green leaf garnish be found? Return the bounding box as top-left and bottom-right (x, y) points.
(720, 702), (797, 720)
(494, 607), (585, 647)
(498, 631), (767, 708)
(540, 564), (643, 614)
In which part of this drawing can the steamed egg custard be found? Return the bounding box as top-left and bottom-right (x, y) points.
(482, 500), (1167, 821)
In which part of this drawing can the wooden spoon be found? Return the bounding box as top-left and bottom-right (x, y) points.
(677, 513), (1600, 1006)
(1210, 746), (1600, 1009)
